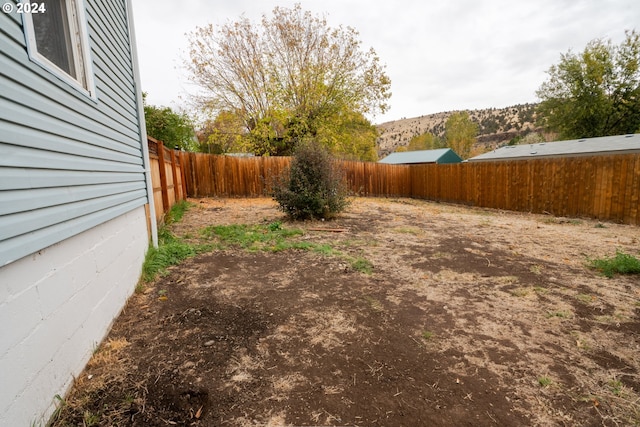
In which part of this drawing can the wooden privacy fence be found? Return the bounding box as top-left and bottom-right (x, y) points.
(177, 151), (640, 225)
(147, 137), (187, 222)
(178, 154), (412, 198)
(410, 155), (640, 225)
(339, 160), (412, 197)
(180, 153), (290, 197)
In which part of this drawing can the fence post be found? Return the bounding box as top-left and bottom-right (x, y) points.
(176, 151), (188, 200)
(156, 140), (170, 212)
(169, 149), (180, 202)
(178, 151), (191, 198)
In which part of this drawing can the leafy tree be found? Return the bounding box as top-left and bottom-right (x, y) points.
(185, 4), (391, 158)
(406, 132), (445, 151)
(316, 110), (379, 161)
(536, 30), (640, 139)
(508, 132), (546, 146)
(272, 139), (350, 220)
(143, 94), (196, 150)
(196, 110), (247, 154)
(444, 112), (478, 159)
(517, 104), (536, 124)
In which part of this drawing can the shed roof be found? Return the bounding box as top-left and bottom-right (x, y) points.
(379, 148), (462, 164)
(468, 134), (640, 162)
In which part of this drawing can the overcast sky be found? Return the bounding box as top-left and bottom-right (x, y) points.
(131, 0), (640, 124)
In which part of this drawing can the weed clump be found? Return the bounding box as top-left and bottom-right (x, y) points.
(201, 223), (303, 251)
(538, 376), (552, 387)
(272, 139), (350, 220)
(164, 199), (192, 224)
(141, 232), (198, 283)
(589, 250), (640, 278)
(140, 202), (210, 284)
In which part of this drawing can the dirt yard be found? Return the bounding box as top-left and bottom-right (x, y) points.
(54, 197), (640, 426)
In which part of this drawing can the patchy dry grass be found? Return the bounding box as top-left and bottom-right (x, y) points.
(50, 198), (640, 427)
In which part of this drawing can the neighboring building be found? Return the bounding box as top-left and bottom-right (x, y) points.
(379, 148), (463, 165)
(0, 1), (156, 425)
(468, 134), (640, 162)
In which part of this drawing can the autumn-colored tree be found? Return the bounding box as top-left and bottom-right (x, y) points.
(536, 30), (640, 139)
(316, 110), (379, 161)
(196, 110), (247, 154)
(185, 4), (391, 158)
(444, 112), (477, 159)
(405, 132), (445, 151)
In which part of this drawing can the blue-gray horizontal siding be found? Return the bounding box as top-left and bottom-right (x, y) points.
(0, 182), (146, 216)
(0, 199), (143, 266)
(0, 169), (142, 190)
(0, 0), (149, 266)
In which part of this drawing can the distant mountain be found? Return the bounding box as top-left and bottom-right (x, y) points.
(376, 103), (547, 157)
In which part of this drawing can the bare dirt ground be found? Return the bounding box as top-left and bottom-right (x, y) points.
(54, 197), (640, 426)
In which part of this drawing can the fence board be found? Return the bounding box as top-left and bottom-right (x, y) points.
(609, 156), (624, 222)
(593, 157), (605, 220)
(511, 161), (524, 212)
(169, 150), (179, 201)
(149, 156), (163, 221)
(630, 156), (640, 224)
(564, 159), (574, 217)
(156, 140), (169, 212)
(621, 157), (634, 223)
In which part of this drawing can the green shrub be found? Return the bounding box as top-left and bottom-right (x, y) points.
(272, 139), (350, 220)
(589, 250), (640, 278)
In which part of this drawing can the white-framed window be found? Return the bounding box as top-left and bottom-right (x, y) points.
(22, 0), (96, 98)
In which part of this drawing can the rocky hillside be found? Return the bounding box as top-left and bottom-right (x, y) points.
(376, 103), (543, 157)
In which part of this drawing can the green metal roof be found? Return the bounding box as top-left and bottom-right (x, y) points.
(379, 148), (462, 164)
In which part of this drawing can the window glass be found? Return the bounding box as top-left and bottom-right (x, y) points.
(31, 0), (75, 78)
(23, 0), (93, 95)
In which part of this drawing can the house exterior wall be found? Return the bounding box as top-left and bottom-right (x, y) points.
(0, 0), (149, 266)
(0, 206), (148, 426)
(0, 0), (152, 425)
